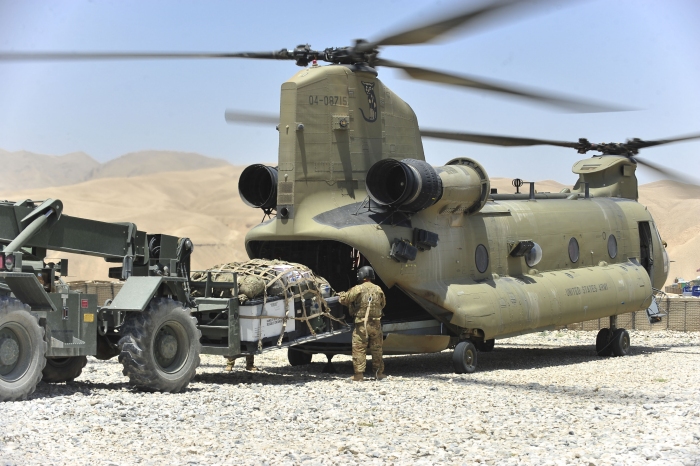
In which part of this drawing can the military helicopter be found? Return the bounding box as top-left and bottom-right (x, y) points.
(222, 3), (700, 371)
(3, 1), (699, 373)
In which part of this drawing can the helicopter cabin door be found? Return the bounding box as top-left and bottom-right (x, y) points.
(638, 222), (653, 278)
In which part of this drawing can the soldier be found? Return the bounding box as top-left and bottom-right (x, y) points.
(224, 355), (257, 371)
(339, 266), (386, 381)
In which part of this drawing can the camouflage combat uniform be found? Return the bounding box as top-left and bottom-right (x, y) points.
(339, 281), (386, 375)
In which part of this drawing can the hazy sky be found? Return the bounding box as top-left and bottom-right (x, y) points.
(1, 0), (699, 185)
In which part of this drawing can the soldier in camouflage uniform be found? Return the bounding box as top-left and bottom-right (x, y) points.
(339, 266), (386, 382)
(224, 355), (257, 371)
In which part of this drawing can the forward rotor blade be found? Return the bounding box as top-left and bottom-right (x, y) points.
(633, 157), (700, 186)
(378, 59), (626, 113)
(361, 0), (547, 50)
(420, 129), (579, 148)
(224, 110), (279, 125)
(0, 51), (292, 61)
(626, 133), (700, 151)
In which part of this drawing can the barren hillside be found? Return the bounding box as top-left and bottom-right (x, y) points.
(3, 148), (228, 189)
(2, 149), (99, 188)
(638, 180), (700, 284)
(0, 166), (260, 281)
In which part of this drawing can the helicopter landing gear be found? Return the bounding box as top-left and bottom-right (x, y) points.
(596, 315), (630, 357)
(595, 328), (614, 356)
(321, 354), (337, 373)
(474, 339), (495, 352)
(287, 347), (312, 366)
(452, 340), (478, 374)
(611, 328), (630, 356)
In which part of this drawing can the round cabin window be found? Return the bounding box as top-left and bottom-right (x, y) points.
(608, 234), (618, 259)
(568, 237), (580, 263)
(475, 244), (489, 273)
(525, 243), (543, 268)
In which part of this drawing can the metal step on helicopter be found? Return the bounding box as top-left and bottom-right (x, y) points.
(3, 0), (699, 373)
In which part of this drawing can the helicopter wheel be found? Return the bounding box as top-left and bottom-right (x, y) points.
(452, 340), (478, 374)
(595, 328), (614, 357)
(611, 328), (630, 357)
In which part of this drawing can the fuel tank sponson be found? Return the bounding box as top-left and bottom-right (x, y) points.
(238, 164), (278, 210)
(365, 157), (490, 215)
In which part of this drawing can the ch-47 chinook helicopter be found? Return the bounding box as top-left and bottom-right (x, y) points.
(3, 0), (699, 374)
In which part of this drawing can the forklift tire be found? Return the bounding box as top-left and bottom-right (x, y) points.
(118, 298), (201, 393)
(42, 356), (88, 383)
(0, 298), (47, 402)
(287, 348), (313, 366)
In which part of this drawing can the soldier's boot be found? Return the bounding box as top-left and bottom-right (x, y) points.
(245, 355), (258, 372)
(351, 372), (364, 382)
(375, 372), (386, 380)
(224, 358), (235, 372)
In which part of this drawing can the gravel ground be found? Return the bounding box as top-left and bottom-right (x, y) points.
(1, 329), (699, 466)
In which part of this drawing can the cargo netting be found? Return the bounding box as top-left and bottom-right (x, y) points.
(191, 259), (348, 349)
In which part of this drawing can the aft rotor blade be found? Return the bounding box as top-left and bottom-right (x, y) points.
(633, 157), (700, 186)
(0, 51), (293, 61)
(420, 129), (579, 148)
(378, 59), (626, 113)
(361, 0), (547, 50)
(225, 110), (279, 125)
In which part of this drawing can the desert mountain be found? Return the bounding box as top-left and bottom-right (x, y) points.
(0, 165), (257, 282)
(85, 150), (228, 180)
(2, 148), (228, 189)
(1, 149), (99, 188)
(0, 162), (696, 286)
(638, 180), (700, 285)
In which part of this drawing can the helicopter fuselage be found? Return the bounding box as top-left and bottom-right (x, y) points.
(242, 64), (668, 348)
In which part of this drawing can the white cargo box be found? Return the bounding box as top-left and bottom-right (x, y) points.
(239, 298), (295, 342)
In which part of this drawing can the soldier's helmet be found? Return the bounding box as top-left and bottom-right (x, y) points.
(357, 266), (376, 283)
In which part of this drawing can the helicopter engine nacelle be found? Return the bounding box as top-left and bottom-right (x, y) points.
(238, 164), (278, 211)
(365, 157), (490, 215)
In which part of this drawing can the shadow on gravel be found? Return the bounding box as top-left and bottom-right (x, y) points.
(31, 380), (134, 400)
(469, 344), (669, 374)
(194, 343), (671, 387)
(25, 343), (673, 399)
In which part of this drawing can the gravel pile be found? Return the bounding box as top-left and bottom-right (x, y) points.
(2, 329), (699, 466)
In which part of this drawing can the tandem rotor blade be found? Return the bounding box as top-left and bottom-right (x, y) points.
(420, 129), (580, 148)
(359, 0), (557, 51)
(224, 110), (279, 125)
(623, 133), (700, 152)
(422, 128), (700, 184)
(632, 156), (700, 186)
(0, 51), (296, 62)
(378, 59), (627, 113)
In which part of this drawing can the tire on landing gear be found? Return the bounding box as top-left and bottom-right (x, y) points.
(452, 340), (478, 374)
(475, 339), (495, 352)
(0, 298), (47, 402)
(118, 298), (201, 393)
(42, 356), (88, 383)
(287, 347), (312, 366)
(611, 328), (630, 357)
(595, 328), (613, 356)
